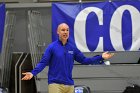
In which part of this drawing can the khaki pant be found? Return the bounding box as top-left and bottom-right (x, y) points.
(48, 83), (74, 93)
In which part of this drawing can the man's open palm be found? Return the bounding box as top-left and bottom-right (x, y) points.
(22, 72), (33, 80)
(102, 51), (114, 60)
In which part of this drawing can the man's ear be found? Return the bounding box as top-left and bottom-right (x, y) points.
(57, 30), (59, 35)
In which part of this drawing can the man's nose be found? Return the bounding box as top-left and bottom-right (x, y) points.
(64, 30), (67, 33)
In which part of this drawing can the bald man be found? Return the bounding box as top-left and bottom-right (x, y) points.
(22, 23), (114, 93)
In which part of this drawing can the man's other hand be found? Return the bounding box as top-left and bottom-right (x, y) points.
(102, 51), (114, 60)
(21, 72), (33, 80)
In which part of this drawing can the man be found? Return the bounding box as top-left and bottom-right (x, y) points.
(22, 23), (114, 93)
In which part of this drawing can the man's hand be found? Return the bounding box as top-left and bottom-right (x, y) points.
(102, 51), (114, 60)
(21, 72), (33, 80)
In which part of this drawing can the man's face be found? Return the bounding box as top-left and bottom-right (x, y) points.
(57, 23), (69, 41)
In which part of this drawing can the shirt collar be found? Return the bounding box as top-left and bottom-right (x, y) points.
(58, 39), (69, 46)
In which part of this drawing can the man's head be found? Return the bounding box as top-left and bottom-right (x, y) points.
(57, 23), (69, 42)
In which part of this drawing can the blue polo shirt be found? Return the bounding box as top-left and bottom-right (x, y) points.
(31, 40), (104, 85)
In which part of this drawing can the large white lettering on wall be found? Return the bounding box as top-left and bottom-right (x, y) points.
(52, 2), (140, 52)
(74, 5), (140, 52)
